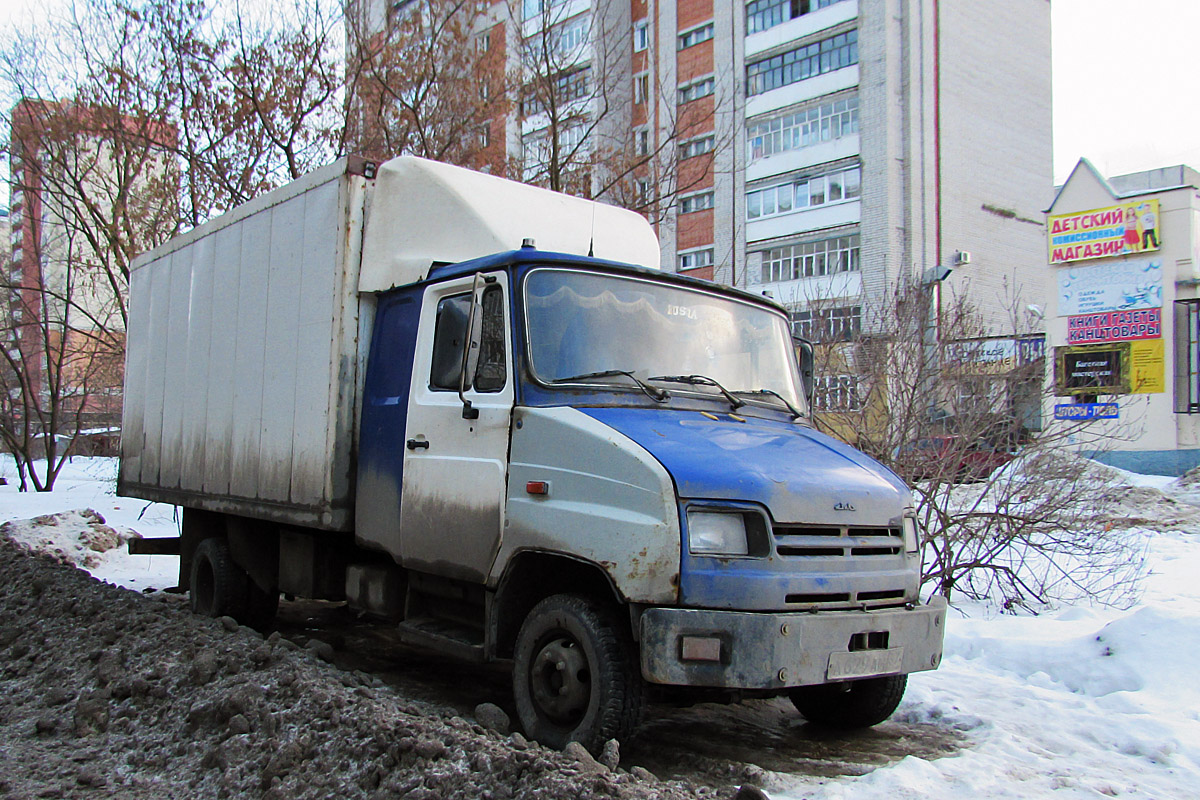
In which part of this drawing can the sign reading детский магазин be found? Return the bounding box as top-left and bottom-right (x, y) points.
(1048, 199), (1160, 263)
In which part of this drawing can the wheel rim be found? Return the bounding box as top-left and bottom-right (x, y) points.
(529, 634), (591, 725)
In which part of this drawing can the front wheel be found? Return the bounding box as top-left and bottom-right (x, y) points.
(512, 594), (644, 753)
(789, 674), (907, 728)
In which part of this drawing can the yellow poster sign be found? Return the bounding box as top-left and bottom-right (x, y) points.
(1130, 338), (1165, 394)
(1048, 199), (1160, 264)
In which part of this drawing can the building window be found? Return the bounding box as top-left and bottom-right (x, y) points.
(680, 191), (714, 214)
(634, 72), (650, 104)
(634, 20), (650, 51)
(813, 373), (863, 411)
(747, 94), (858, 162)
(746, 29), (857, 97)
(1176, 299), (1200, 412)
(679, 135), (715, 160)
(523, 0), (569, 22)
(746, 0), (851, 36)
(636, 178), (651, 204)
(678, 247), (715, 271)
(760, 234), (859, 282)
(522, 67), (591, 116)
(791, 305), (861, 343)
(678, 22), (714, 50)
(542, 13), (590, 57)
(746, 165), (860, 220)
(635, 128), (650, 155)
(477, 125), (490, 149)
(678, 76), (715, 104)
(475, 31), (491, 53)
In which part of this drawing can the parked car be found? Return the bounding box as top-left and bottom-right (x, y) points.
(895, 435), (1015, 483)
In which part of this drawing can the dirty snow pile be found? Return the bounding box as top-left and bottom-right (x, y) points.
(0, 459), (702, 799)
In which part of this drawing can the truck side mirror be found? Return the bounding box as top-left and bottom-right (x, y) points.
(794, 336), (815, 409)
(458, 273), (488, 420)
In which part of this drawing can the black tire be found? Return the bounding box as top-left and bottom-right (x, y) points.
(789, 674), (907, 728)
(190, 537), (278, 629)
(512, 594), (644, 754)
(190, 537), (249, 620)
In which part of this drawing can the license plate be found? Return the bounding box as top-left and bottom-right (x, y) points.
(827, 648), (905, 680)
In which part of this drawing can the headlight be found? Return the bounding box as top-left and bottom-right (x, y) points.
(687, 510), (749, 556)
(902, 514), (920, 554)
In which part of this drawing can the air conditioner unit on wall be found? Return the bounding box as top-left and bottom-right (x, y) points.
(953, 250), (971, 266)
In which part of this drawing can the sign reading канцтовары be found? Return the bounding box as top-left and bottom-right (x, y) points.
(1067, 308), (1161, 344)
(1049, 199), (1160, 264)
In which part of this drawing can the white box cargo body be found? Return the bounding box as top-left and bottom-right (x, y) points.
(118, 155), (660, 531)
(118, 158), (373, 530)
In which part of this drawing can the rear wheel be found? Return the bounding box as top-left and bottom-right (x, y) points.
(512, 594), (644, 753)
(789, 674), (907, 728)
(189, 537), (278, 629)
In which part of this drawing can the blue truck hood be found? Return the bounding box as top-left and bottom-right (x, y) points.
(580, 408), (911, 525)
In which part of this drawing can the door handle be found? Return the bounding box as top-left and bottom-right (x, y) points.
(406, 439), (430, 451)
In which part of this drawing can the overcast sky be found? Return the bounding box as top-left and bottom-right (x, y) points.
(0, 0), (1197, 185)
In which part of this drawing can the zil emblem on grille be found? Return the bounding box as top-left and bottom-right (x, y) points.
(833, 501), (856, 512)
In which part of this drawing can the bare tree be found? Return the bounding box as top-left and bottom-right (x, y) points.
(803, 276), (1147, 610)
(344, 0), (506, 171)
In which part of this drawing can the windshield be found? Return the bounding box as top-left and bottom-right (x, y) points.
(524, 269), (807, 413)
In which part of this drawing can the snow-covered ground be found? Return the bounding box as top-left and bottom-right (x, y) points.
(2, 457), (1199, 798)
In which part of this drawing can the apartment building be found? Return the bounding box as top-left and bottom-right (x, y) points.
(352, 0), (1053, 368)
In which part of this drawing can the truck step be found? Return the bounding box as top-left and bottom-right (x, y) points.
(396, 618), (486, 663)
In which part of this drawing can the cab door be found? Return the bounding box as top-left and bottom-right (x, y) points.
(399, 272), (513, 582)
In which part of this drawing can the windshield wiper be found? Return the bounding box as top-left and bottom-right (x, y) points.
(734, 388), (804, 420)
(550, 369), (669, 402)
(649, 374), (744, 413)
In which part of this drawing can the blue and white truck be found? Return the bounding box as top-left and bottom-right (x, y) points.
(119, 156), (945, 752)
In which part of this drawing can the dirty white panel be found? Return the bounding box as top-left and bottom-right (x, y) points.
(140, 257), (170, 486)
(118, 261), (152, 484)
(257, 200), (304, 503)
(290, 179), (344, 506)
(180, 233), (215, 493)
(202, 223), (242, 497)
(229, 208), (272, 500)
(159, 247), (194, 489)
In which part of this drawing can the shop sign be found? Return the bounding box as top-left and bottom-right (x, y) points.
(1130, 338), (1166, 394)
(1055, 344), (1128, 396)
(945, 336), (1045, 374)
(1066, 308), (1162, 344)
(1057, 259), (1162, 316)
(1049, 199), (1161, 264)
(1054, 402), (1119, 421)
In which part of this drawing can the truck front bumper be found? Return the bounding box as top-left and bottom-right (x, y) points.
(638, 598), (947, 689)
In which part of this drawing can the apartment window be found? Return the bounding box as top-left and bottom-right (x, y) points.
(547, 14), (590, 57)
(475, 32), (491, 53)
(522, 68), (591, 116)
(634, 20), (650, 51)
(680, 191), (714, 213)
(813, 374), (863, 411)
(791, 305), (861, 343)
(636, 178), (650, 204)
(679, 135), (715, 160)
(523, 0), (569, 21)
(746, 0), (851, 35)
(635, 128), (650, 155)
(746, 165), (860, 220)
(760, 235), (859, 282)
(678, 76), (715, 104)
(634, 72), (650, 104)
(746, 29), (858, 96)
(1176, 299), (1200, 412)
(747, 94), (858, 162)
(678, 247), (715, 271)
(678, 22), (714, 50)
(477, 125), (490, 149)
